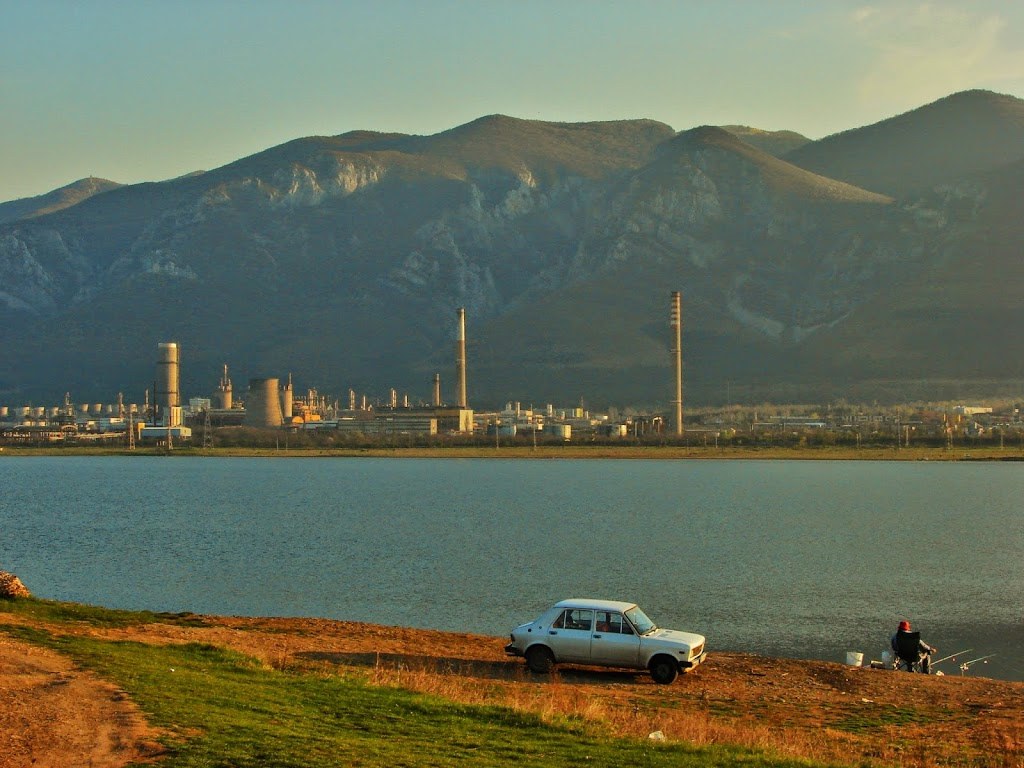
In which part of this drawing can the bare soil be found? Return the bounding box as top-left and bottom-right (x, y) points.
(1, 612), (1021, 767)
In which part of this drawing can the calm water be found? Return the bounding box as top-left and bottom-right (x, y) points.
(2, 456), (1022, 680)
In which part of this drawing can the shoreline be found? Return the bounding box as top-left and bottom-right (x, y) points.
(3, 597), (1023, 767)
(3, 444), (1024, 460)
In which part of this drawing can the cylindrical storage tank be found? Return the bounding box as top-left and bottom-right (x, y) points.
(0, 406), (8, 418)
(20, 406), (31, 417)
(549, 424), (572, 441)
(244, 378), (283, 428)
(105, 404), (115, 415)
(49, 407), (61, 418)
(32, 406), (45, 418)
(79, 404), (90, 414)
(280, 384), (293, 420)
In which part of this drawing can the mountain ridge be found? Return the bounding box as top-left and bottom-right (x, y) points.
(1, 91), (1022, 406)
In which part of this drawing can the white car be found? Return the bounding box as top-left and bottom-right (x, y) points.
(505, 598), (707, 684)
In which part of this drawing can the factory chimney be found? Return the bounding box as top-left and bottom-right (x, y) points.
(455, 307), (467, 408)
(432, 374), (442, 407)
(217, 363), (233, 410)
(670, 291), (683, 436)
(156, 342), (182, 427)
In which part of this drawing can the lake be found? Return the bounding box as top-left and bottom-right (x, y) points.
(2, 456), (1022, 680)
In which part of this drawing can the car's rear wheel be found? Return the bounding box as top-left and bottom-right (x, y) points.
(526, 646), (555, 674)
(649, 656), (678, 684)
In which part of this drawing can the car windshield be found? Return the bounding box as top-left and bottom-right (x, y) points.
(624, 606), (656, 635)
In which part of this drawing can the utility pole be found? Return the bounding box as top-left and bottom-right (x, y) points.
(202, 409), (212, 449)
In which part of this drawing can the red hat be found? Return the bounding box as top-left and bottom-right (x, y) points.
(898, 620), (911, 631)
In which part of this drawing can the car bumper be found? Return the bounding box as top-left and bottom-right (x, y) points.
(681, 650), (707, 670)
(505, 643), (522, 657)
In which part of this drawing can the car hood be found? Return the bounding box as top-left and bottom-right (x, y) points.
(643, 628), (705, 648)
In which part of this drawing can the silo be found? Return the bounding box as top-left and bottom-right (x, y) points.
(156, 342), (181, 426)
(281, 374), (293, 420)
(244, 378), (283, 428)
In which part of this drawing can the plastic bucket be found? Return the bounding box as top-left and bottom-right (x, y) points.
(845, 651), (864, 667)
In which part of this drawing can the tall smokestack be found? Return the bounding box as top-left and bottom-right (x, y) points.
(455, 307), (467, 408)
(156, 342), (181, 427)
(432, 373), (442, 407)
(670, 292), (683, 436)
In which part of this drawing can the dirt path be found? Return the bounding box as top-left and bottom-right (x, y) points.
(1, 613), (1022, 767)
(0, 633), (163, 768)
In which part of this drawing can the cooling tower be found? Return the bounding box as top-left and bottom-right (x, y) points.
(670, 291), (683, 436)
(455, 308), (467, 408)
(156, 342), (181, 426)
(244, 378), (284, 428)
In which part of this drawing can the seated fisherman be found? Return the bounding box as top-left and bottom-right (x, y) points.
(891, 620), (937, 673)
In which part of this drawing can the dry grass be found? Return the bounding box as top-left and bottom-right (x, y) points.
(361, 657), (872, 767)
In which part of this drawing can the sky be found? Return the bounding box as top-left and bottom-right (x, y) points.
(3, 0), (1024, 202)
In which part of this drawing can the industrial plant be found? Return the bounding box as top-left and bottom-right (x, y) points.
(0, 298), (692, 446)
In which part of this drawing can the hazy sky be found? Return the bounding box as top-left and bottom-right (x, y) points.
(3, 0), (1024, 202)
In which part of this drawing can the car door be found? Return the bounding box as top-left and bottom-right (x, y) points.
(547, 608), (594, 663)
(589, 610), (641, 667)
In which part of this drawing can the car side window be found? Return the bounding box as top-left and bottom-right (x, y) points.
(596, 611), (633, 634)
(552, 611), (567, 629)
(559, 609), (593, 631)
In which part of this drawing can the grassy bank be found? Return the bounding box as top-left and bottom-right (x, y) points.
(1, 599), (821, 767)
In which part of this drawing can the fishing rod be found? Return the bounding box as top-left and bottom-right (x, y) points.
(930, 648), (971, 667)
(959, 654), (996, 675)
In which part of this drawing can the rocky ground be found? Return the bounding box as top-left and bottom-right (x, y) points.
(1, 611), (1022, 768)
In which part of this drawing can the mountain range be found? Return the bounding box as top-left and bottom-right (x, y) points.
(2, 89), (1023, 408)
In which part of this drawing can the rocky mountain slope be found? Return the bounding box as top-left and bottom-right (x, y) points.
(1, 91), (1023, 407)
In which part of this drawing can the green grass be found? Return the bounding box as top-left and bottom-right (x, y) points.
(1, 609), (826, 768)
(829, 703), (945, 734)
(0, 596), (207, 628)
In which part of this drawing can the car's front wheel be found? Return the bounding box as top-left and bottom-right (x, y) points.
(649, 656), (678, 684)
(525, 646), (555, 674)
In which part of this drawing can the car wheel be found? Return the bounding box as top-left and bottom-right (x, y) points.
(526, 646), (555, 674)
(649, 656), (678, 684)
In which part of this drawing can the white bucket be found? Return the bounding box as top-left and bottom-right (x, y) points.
(845, 651), (864, 667)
